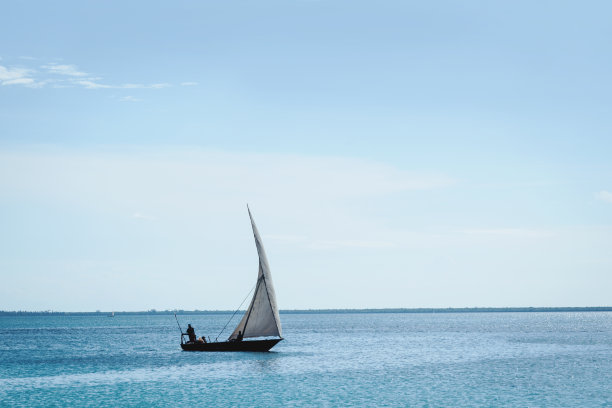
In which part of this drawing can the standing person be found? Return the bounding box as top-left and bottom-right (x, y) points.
(183, 324), (196, 343)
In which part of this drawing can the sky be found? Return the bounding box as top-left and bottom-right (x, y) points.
(1, 1), (611, 311)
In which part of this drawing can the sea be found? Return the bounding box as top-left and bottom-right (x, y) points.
(1, 312), (611, 407)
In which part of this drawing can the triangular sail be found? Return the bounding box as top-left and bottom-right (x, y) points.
(229, 207), (282, 340)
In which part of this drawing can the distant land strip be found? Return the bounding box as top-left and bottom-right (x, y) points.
(1, 307), (611, 316)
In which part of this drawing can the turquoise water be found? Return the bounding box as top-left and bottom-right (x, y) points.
(1, 312), (611, 407)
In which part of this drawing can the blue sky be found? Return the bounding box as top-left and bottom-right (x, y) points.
(1, 1), (611, 311)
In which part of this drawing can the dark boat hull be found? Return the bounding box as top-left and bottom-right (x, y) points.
(181, 338), (282, 352)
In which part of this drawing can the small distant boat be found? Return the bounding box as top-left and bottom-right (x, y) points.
(108, 311), (114, 317)
(180, 207), (283, 352)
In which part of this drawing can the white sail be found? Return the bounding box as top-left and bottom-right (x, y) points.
(229, 207), (282, 340)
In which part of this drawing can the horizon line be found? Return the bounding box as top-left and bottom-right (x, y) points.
(2, 306), (611, 316)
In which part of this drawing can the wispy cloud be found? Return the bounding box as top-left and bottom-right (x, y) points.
(42, 63), (88, 77)
(596, 190), (612, 204)
(75, 80), (112, 89)
(0, 148), (454, 221)
(74, 80), (170, 90)
(0, 65), (35, 86)
(0, 57), (184, 93)
(2, 77), (35, 86)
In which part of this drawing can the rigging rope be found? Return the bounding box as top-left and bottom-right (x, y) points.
(215, 283), (256, 341)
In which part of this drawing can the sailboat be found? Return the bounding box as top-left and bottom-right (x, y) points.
(180, 207), (283, 352)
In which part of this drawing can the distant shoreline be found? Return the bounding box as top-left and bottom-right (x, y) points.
(1, 307), (611, 316)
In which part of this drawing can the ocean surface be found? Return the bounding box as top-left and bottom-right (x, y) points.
(1, 312), (611, 407)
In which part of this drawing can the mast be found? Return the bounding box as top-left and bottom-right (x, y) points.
(241, 271), (263, 335)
